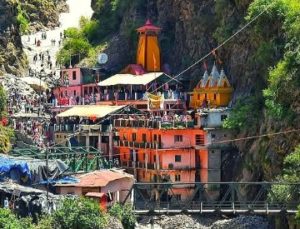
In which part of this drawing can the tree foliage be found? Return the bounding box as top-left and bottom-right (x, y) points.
(247, 0), (300, 120)
(52, 197), (107, 229)
(109, 203), (136, 229)
(56, 26), (92, 66)
(223, 96), (263, 130)
(269, 145), (300, 203)
(0, 208), (22, 229)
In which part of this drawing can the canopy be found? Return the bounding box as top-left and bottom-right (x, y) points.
(20, 77), (48, 90)
(98, 72), (164, 86)
(57, 105), (125, 118)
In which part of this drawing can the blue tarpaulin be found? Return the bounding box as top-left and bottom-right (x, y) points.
(0, 156), (31, 179)
(38, 176), (79, 185)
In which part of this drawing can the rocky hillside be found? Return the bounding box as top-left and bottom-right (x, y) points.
(0, 0), (67, 76)
(0, 0), (27, 76)
(89, 0), (300, 182)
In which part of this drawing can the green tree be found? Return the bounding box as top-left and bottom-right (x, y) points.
(223, 96), (263, 130)
(0, 86), (7, 115)
(0, 208), (22, 229)
(247, 0), (300, 120)
(57, 27), (92, 66)
(269, 145), (300, 203)
(109, 203), (136, 229)
(52, 197), (107, 229)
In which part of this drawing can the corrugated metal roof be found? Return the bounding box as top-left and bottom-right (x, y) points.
(98, 72), (164, 86)
(57, 105), (125, 118)
(55, 170), (133, 188)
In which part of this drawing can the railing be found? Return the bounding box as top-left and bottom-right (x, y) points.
(123, 182), (300, 214)
(114, 119), (194, 129)
(10, 146), (118, 172)
(54, 124), (105, 133)
(117, 140), (162, 149)
(120, 161), (194, 171)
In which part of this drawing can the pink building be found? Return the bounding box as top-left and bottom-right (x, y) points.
(53, 67), (100, 106)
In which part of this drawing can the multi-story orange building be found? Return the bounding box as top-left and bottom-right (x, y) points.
(113, 117), (223, 200)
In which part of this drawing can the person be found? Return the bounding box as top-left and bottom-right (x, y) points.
(201, 98), (208, 108)
(4, 197), (9, 208)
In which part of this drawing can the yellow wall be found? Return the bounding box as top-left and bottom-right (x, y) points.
(190, 87), (233, 109)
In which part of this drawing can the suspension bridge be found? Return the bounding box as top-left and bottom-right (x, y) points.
(124, 182), (300, 215)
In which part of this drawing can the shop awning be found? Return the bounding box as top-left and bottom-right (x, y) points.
(57, 105), (125, 118)
(98, 72), (164, 86)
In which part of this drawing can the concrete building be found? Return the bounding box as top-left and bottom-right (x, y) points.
(55, 170), (134, 208)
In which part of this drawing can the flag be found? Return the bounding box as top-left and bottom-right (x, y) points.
(211, 49), (217, 57)
(203, 61), (208, 70)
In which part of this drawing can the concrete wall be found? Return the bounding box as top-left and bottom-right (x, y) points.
(61, 67), (82, 86)
(101, 177), (134, 203)
(198, 109), (230, 128)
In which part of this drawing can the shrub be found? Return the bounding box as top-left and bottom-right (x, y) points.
(223, 96), (263, 130)
(0, 208), (22, 229)
(109, 203), (136, 229)
(52, 197), (107, 229)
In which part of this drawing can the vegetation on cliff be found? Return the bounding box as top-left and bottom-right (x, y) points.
(0, 86), (14, 153)
(11, 0), (67, 33)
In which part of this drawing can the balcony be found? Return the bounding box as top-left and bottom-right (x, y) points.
(116, 140), (162, 149)
(54, 124), (79, 132)
(54, 124), (103, 133)
(121, 161), (161, 170)
(114, 119), (194, 129)
(160, 163), (195, 170)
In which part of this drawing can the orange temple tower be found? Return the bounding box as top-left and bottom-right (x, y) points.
(136, 19), (161, 72)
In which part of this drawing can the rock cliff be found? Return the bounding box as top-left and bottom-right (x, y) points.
(0, 0), (27, 76)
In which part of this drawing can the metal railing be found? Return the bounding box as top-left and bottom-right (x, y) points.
(123, 182), (300, 214)
(114, 119), (194, 129)
(10, 146), (116, 173)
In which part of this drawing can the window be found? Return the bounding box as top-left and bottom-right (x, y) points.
(142, 134), (147, 142)
(72, 71), (76, 80)
(153, 174), (157, 182)
(174, 135), (183, 142)
(143, 153), (146, 160)
(197, 94), (200, 100)
(132, 133), (137, 141)
(74, 90), (76, 96)
(214, 93), (217, 100)
(175, 194), (181, 201)
(211, 134), (216, 139)
(175, 174), (181, 182)
(154, 134), (157, 142)
(175, 155), (181, 162)
(154, 155), (156, 162)
(221, 114), (228, 121)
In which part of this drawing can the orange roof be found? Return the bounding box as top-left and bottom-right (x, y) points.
(55, 170), (133, 188)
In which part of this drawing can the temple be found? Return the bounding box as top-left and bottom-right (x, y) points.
(136, 19), (161, 72)
(190, 63), (233, 109)
(50, 20), (235, 202)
